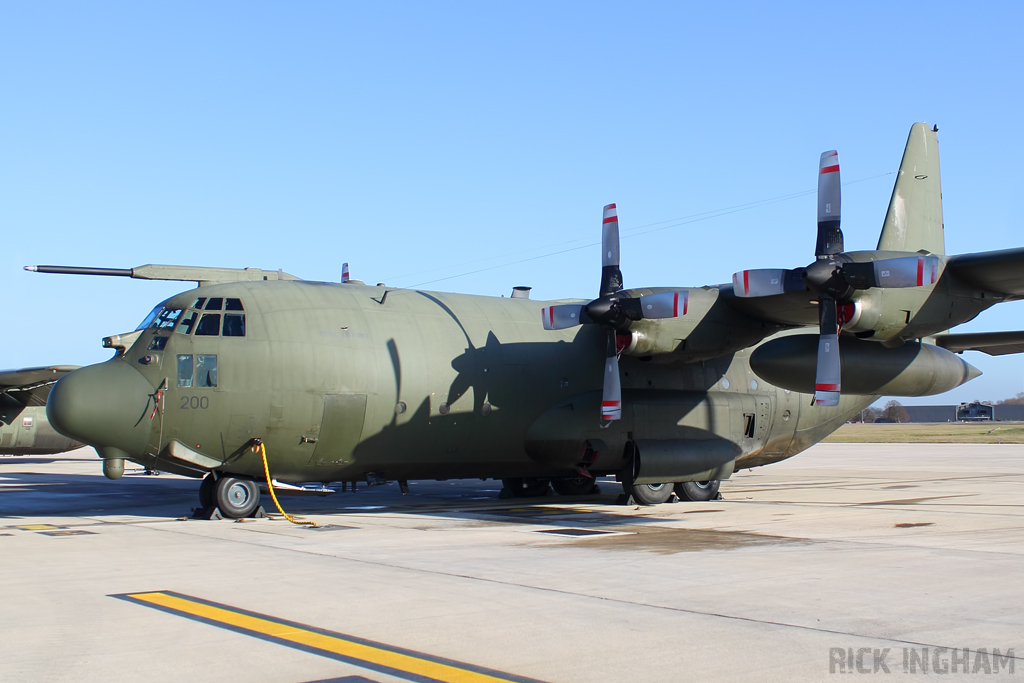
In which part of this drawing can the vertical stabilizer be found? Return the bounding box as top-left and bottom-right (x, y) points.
(877, 123), (945, 255)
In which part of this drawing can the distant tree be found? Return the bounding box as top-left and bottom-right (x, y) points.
(997, 392), (1024, 405)
(858, 407), (881, 423)
(881, 399), (910, 423)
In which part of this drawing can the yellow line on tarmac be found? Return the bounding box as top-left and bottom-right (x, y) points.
(126, 591), (530, 683)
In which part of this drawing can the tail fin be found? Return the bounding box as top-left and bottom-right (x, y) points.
(877, 122), (945, 255)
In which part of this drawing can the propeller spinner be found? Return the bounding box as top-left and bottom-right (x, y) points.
(733, 151), (940, 406)
(542, 204), (688, 422)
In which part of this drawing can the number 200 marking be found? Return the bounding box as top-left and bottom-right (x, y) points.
(180, 396), (209, 410)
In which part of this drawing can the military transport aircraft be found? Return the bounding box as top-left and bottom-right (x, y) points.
(24, 122), (1024, 517)
(0, 366), (82, 455)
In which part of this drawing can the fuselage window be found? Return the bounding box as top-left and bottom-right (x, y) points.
(205, 298), (223, 311)
(225, 298), (244, 311)
(151, 309), (183, 331)
(195, 313), (221, 336)
(177, 354), (194, 387)
(223, 314), (245, 337)
(176, 310), (198, 335)
(196, 354), (218, 387)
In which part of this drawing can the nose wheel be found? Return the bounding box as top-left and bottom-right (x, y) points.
(195, 473), (263, 519)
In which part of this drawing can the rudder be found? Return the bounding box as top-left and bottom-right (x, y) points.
(877, 123), (945, 255)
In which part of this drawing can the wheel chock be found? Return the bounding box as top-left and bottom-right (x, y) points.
(192, 506), (224, 520)
(615, 493), (636, 506)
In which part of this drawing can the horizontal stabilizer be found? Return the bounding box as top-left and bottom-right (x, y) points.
(933, 330), (1024, 356)
(947, 247), (1024, 298)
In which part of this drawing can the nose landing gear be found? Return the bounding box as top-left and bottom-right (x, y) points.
(194, 472), (265, 519)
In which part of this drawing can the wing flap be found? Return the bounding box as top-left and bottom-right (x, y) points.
(0, 365), (80, 405)
(933, 331), (1024, 356)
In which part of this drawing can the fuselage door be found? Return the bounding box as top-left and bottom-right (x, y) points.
(309, 393), (367, 467)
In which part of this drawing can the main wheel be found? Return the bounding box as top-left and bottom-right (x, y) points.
(674, 480), (721, 501)
(199, 473), (216, 508)
(502, 478), (551, 498)
(622, 481), (673, 505)
(213, 476), (261, 518)
(551, 477), (598, 496)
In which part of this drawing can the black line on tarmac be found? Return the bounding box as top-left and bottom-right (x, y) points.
(114, 590), (548, 683)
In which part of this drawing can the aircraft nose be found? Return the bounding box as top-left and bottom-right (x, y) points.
(47, 361), (157, 457)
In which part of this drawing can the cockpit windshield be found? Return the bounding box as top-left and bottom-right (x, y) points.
(150, 308), (183, 331)
(136, 305), (164, 331)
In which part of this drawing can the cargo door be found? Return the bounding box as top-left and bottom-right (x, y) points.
(309, 394), (367, 467)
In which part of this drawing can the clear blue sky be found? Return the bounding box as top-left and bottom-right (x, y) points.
(2, 2), (1022, 405)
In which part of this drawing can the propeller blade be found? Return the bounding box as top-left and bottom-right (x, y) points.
(599, 203), (623, 297)
(636, 290), (688, 318)
(732, 269), (805, 298)
(602, 332), (622, 421)
(541, 304), (588, 330)
(815, 150), (844, 257)
(813, 298), (841, 406)
(840, 255), (941, 289)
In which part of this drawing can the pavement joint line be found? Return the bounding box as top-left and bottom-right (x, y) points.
(129, 522), (1024, 654)
(116, 591), (547, 683)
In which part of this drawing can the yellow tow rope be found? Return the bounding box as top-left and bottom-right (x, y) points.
(258, 441), (318, 527)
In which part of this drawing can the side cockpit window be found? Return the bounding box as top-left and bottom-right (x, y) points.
(176, 297), (245, 337)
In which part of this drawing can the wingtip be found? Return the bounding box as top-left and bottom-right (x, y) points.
(24, 266), (37, 272)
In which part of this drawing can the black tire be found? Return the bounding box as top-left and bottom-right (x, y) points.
(622, 481), (673, 505)
(199, 474), (216, 508)
(502, 477), (551, 498)
(213, 476), (261, 518)
(551, 477), (598, 496)
(674, 480), (720, 502)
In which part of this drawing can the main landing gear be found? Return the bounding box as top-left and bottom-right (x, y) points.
(196, 473), (264, 519)
(621, 480), (723, 505)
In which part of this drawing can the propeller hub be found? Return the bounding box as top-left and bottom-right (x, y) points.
(803, 258), (854, 301)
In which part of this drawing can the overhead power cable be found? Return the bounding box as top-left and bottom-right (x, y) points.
(391, 171), (895, 289)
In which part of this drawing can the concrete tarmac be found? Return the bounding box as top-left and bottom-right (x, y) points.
(1, 444), (1022, 682)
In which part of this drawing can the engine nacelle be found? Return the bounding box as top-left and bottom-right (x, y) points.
(750, 334), (980, 396)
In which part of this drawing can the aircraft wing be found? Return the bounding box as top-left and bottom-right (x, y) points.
(0, 365), (80, 406)
(946, 247), (1024, 299)
(933, 331), (1024, 356)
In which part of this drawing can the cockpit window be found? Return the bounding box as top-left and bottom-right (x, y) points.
(148, 336), (168, 351)
(225, 298), (244, 311)
(136, 305), (163, 331)
(191, 297), (206, 309)
(195, 313), (220, 336)
(204, 298), (223, 311)
(151, 308), (183, 331)
(176, 310), (198, 335)
(223, 314), (245, 337)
